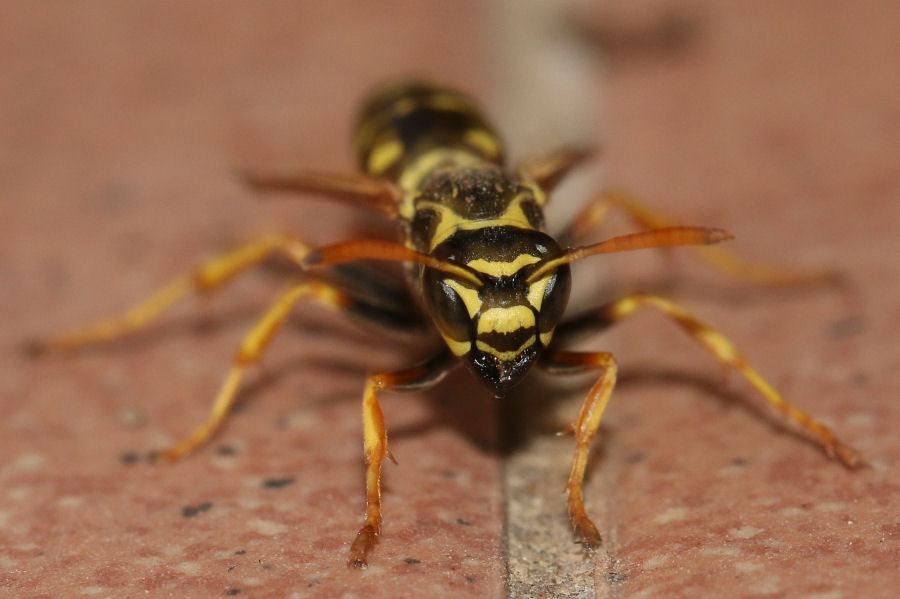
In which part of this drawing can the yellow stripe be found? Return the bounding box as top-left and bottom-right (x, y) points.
(526, 275), (552, 311)
(463, 128), (502, 158)
(539, 330), (554, 346)
(476, 337), (536, 361)
(417, 192), (536, 251)
(398, 148), (484, 192)
(523, 181), (548, 207)
(367, 137), (404, 175)
(444, 278), (482, 319)
(466, 254), (540, 277)
(440, 332), (471, 356)
(477, 306), (535, 335)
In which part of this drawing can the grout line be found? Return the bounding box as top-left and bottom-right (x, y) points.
(501, 430), (601, 599)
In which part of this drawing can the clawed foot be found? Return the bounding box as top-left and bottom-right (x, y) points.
(146, 438), (200, 464)
(825, 438), (867, 469)
(568, 491), (603, 548)
(348, 523), (379, 568)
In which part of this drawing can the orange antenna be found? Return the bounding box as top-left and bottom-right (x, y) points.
(303, 239), (483, 287)
(525, 226), (733, 284)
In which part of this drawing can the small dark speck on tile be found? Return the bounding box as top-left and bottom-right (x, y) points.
(225, 589), (241, 596)
(217, 445), (237, 456)
(96, 180), (138, 214)
(262, 477), (296, 489)
(234, 549), (246, 555)
(607, 572), (628, 584)
(120, 452), (140, 465)
(730, 457), (748, 467)
(404, 558), (421, 565)
(227, 565), (236, 572)
(441, 470), (457, 478)
(626, 452), (646, 464)
(827, 317), (864, 338)
(465, 577), (477, 584)
(456, 518), (472, 526)
(182, 502), (213, 517)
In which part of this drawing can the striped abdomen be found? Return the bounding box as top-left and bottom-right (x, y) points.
(353, 81), (504, 181)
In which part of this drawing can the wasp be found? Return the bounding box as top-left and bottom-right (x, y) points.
(32, 81), (864, 567)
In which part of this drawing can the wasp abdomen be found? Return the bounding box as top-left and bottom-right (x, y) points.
(354, 81), (504, 180)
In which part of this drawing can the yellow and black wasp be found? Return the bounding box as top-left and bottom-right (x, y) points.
(32, 81), (864, 567)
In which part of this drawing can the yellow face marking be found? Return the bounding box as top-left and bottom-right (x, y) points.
(539, 330), (554, 347)
(476, 337), (536, 361)
(366, 137), (405, 175)
(477, 306), (535, 336)
(526, 275), (552, 311)
(444, 278), (482, 318)
(440, 332), (472, 356)
(466, 254), (540, 278)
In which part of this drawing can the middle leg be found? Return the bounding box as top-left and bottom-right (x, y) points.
(151, 278), (423, 462)
(562, 190), (840, 286)
(555, 294), (863, 468)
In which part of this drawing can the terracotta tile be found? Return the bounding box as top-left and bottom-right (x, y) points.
(2, 2), (898, 598)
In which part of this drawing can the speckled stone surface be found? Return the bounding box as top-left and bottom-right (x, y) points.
(2, 2), (898, 598)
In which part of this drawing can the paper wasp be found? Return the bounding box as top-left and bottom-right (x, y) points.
(31, 81), (864, 567)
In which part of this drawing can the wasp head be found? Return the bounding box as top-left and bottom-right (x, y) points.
(422, 227), (571, 396)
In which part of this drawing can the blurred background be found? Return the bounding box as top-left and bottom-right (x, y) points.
(2, 2), (897, 597)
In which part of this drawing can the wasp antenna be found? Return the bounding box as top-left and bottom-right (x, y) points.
(526, 226), (733, 283)
(303, 239), (482, 287)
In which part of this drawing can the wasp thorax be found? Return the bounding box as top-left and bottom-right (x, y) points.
(422, 228), (571, 395)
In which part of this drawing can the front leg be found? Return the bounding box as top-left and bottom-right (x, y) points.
(540, 350), (618, 546)
(349, 352), (456, 568)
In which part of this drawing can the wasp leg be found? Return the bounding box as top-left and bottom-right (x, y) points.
(29, 234), (311, 354)
(563, 190), (840, 286)
(349, 352), (455, 569)
(557, 294), (864, 468)
(150, 280), (424, 463)
(516, 146), (596, 195)
(540, 350), (618, 547)
(241, 169), (401, 217)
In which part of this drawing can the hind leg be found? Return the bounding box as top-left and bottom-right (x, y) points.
(30, 233), (310, 353)
(564, 190), (839, 286)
